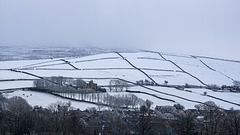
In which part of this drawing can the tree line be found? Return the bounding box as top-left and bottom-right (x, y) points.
(1, 93), (240, 135)
(56, 92), (146, 109)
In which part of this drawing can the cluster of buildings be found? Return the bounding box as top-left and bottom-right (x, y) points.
(136, 79), (155, 86)
(38, 76), (106, 92)
(221, 85), (240, 92)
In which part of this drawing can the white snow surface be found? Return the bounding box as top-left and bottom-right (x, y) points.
(3, 90), (97, 110)
(0, 59), (57, 69)
(68, 53), (120, 62)
(108, 92), (176, 109)
(0, 81), (33, 90)
(0, 52), (240, 110)
(120, 52), (164, 60)
(0, 70), (37, 80)
(143, 70), (202, 86)
(72, 59), (132, 69)
(187, 88), (240, 105)
(128, 59), (179, 71)
(22, 69), (148, 85)
(199, 58), (240, 81)
(129, 86), (240, 110)
(163, 54), (233, 86)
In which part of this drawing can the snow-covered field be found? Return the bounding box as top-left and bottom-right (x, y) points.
(1, 51), (240, 110)
(199, 57), (240, 81)
(188, 88), (240, 105)
(22, 69), (148, 85)
(143, 70), (202, 86)
(163, 54), (234, 86)
(126, 86), (240, 110)
(0, 81), (34, 90)
(3, 90), (97, 110)
(0, 70), (38, 80)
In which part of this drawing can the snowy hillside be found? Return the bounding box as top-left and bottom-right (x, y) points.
(0, 51), (240, 110)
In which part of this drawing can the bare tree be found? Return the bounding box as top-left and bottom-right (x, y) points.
(136, 100), (154, 135)
(176, 110), (197, 135)
(164, 80), (169, 85)
(225, 109), (240, 135)
(109, 79), (130, 92)
(233, 81), (240, 87)
(194, 101), (225, 135)
(47, 101), (72, 135)
(6, 96), (33, 135)
(76, 79), (87, 89)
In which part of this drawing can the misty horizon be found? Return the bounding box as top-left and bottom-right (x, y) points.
(0, 0), (239, 60)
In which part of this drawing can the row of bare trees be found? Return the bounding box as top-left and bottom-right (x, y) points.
(34, 79), (76, 92)
(57, 92), (145, 108)
(109, 79), (130, 92)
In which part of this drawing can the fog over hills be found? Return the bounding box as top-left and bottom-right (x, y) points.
(0, 46), (135, 61)
(1, 0), (240, 60)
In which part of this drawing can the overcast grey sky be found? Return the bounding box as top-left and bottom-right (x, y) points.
(0, 0), (239, 60)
